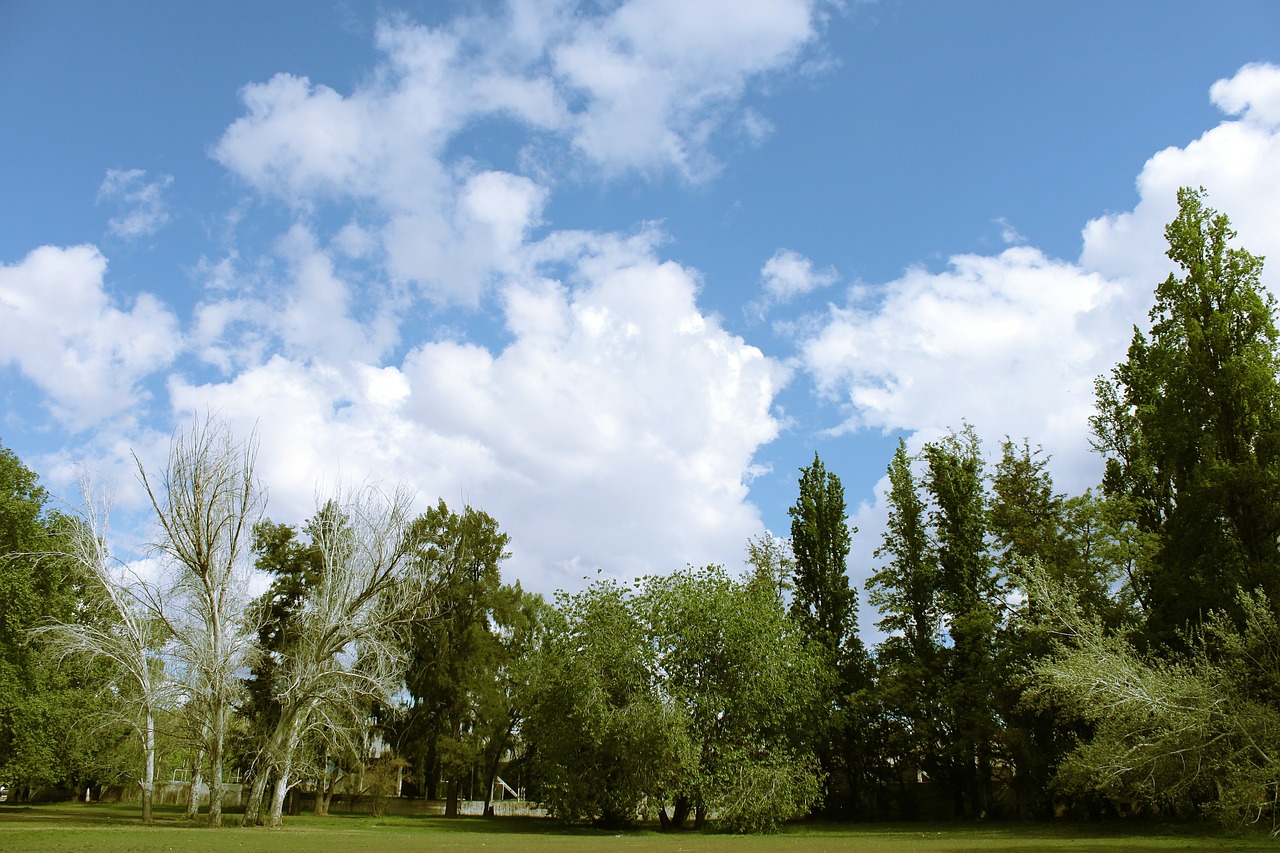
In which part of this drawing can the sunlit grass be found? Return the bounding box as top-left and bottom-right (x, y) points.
(0, 802), (1274, 853)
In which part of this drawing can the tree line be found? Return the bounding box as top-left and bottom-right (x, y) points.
(2, 187), (1279, 832)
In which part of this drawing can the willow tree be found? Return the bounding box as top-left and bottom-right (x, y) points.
(137, 415), (263, 826)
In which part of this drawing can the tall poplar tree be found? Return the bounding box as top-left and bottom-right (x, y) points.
(788, 454), (858, 657)
(1092, 187), (1280, 644)
(788, 453), (864, 813)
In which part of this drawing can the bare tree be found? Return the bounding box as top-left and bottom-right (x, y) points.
(136, 415), (264, 826)
(244, 483), (437, 828)
(33, 476), (176, 824)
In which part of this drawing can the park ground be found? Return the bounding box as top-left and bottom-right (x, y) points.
(0, 803), (1277, 853)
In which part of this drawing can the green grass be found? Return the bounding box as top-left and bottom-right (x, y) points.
(0, 802), (1275, 853)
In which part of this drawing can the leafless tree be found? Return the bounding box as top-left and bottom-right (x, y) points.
(243, 482), (438, 828)
(33, 476), (177, 824)
(136, 414), (264, 826)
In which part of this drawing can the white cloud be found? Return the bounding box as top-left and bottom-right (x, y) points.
(168, 231), (786, 594)
(760, 248), (838, 301)
(1210, 61), (1280, 127)
(802, 247), (1117, 493)
(98, 168), (173, 240)
(551, 0), (820, 179)
(0, 245), (181, 429)
(1081, 62), (1280, 296)
(212, 2), (824, 303)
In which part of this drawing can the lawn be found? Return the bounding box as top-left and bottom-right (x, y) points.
(0, 803), (1274, 853)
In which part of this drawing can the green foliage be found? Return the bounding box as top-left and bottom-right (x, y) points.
(789, 454), (858, 656)
(0, 442), (110, 792)
(523, 567), (824, 832)
(1026, 562), (1280, 826)
(523, 579), (689, 827)
(640, 564), (826, 831)
(396, 500), (518, 807)
(1092, 186), (1280, 643)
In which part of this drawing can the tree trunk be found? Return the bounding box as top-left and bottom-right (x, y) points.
(185, 747), (205, 820)
(481, 718), (515, 818)
(444, 778), (459, 817)
(268, 767), (292, 829)
(207, 706), (226, 826)
(242, 770), (269, 826)
(316, 776), (335, 816)
(313, 744), (329, 816)
(141, 710), (156, 825)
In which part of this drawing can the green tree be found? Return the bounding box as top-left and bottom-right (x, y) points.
(868, 430), (1000, 818)
(0, 443), (108, 799)
(789, 454), (858, 656)
(788, 454), (866, 814)
(640, 564), (825, 832)
(395, 500), (512, 814)
(924, 426), (999, 818)
(867, 439), (944, 817)
(1092, 187), (1280, 644)
(1026, 565), (1280, 825)
(522, 579), (689, 827)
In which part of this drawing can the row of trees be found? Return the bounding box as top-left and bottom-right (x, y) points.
(3, 187), (1279, 831)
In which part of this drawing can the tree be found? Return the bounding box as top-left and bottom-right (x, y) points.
(0, 443), (108, 798)
(867, 430), (1001, 818)
(867, 439), (944, 817)
(33, 478), (175, 823)
(396, 500), (511, 815)
(136, 415), (264, 826)
(922, 426), (998, 818)
(241, 483), (434, 828)
(522, 579), (689, 827)
(788, 454), (866, 814)
(640, 564), (824, 833)
(1026, 564), (1280, 826)
(1092, 187), (1280, 644)
(239, 517), (325, 822)
(789, 454), (858, 656)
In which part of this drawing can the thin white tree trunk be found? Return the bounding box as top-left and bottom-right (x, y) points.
(208, 718), (225, 826)
(141, 710), (155, 824)
(185, 746), (205, 820)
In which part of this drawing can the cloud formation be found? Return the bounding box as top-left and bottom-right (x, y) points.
(0, 245), (181, 428)
(802, 62), (1280, 500)
(173, 231), (785, 592)
(98, 168), (173, 240)
(761, 248), (839, 302)
(213, 2), (825, 306)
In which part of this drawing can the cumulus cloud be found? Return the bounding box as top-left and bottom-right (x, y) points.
(800, 62), (1280, 500)
(213, 2), (824, 304)
(170, 232), (785, 593)
(551, 0), (820, 178)
(1081, 63), (1280, 297)
(802, 247), (1117, 491)
(98, 168), (173, 240)
(0, 245), (181, 428)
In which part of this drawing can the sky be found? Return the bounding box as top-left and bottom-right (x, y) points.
(3, 1), (1280, 642)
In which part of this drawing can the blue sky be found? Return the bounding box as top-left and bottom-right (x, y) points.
(3, 1), (1280, 638)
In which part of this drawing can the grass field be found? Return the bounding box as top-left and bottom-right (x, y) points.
(0, 802), (1275, 853)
